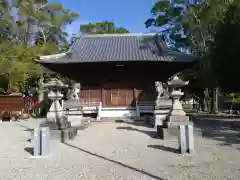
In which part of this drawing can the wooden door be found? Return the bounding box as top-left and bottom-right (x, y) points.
(110, 89), (120, 105)
(80, 88), (101, 105)
(104, 88), (134, 106)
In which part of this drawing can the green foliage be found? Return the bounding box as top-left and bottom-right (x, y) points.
(0, 0), (79, 93)
(0, 41), (40, 91)
(211, 1), (240, 92)
(80, 21), (129, 34)
(0, 0), (79, 44)
(145, 0), (188, 49)
(146, 0), (240, 112)
(227, 93), (240, 103)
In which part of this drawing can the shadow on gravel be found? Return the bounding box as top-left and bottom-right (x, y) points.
(14, 123), (33, 132)
(116, 126), (160, 139)
(115, 120), (153, 128)
(63, 143), (165, 180)
(192, 118), (240, 147)
(147, 145), (179, 154)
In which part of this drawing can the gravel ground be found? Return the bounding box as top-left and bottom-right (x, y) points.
(0, 119), (239, 180)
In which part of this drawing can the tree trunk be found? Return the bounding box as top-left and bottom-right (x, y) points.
(209, 88), (220, 114)
(7, 74), (12, 94)
(209, 88), (215, 113)
(214, 88), (219, 113)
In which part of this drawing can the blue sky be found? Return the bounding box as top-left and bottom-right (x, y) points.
(50, 0), (155, 36)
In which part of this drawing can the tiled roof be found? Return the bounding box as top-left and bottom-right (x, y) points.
(38, 33), (195, 63)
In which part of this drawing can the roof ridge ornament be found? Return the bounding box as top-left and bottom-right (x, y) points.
(36, 51), (71, 61)
(81, 33), (156, 38)
(154, 34), (167, 53)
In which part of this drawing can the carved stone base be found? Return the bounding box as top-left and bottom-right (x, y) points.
(40, 117), (71, 130)
(39, 120), (79, 142)
(166, 115), (190, 128)
(162, 124), (202, 139)
(65, 107), (84, 128)
(49, 128), (78, 142)
(153, 109), (170, 127)
(67, 115), (84, 128)
(169, 109), (186, 116)
(46, 111), (65, 122)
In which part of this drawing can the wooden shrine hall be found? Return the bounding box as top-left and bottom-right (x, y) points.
(37, 33), (195, 118)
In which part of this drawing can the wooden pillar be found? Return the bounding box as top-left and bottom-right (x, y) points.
(101, 88), (105, 106)
(134, 88), (140, 116)
(133, 88), (138, 105)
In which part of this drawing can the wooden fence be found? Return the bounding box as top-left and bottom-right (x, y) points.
(0, 95), (39, 119)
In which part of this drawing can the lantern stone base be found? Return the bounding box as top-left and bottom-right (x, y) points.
(65, 108), (84, 128)
(161, 123), (202, 140)
(48, 128), (79, 142)
(39, 121), (83, 142)
(39, 117), (82, 142)
(160, 116), (202, 139)
(166, 115), (190, 128)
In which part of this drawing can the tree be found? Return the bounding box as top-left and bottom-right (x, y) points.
(184, 0), (240, 111)
(211, 1), (240, 92)
(0, 41), (41, 92)
(34, 2), (79, 45)
(0, 0), (79, 93)
(1, 0), (79, 45)
(80, 21), (129, 34)
(145, 0), (191, 50)
(145, 0), (240, 112)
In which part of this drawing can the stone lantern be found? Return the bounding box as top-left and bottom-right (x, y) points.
(166, 75), (190, 128)
(42, 78), (70, 130)
(39, 78), (78, 141)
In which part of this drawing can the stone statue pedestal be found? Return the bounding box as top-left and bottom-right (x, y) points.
(153, 99), (172, 138)
(64, 100), (84, 129)
(153, 99), (172, 126)
(166, 116), (190, 128)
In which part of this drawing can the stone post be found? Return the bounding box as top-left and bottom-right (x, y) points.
(178, 125), (187, 154)
(32, 128), (41, 156)
(97, 102), (102, 120)
(186, 124), (195, 154)
(40, 127), (50, 156)
(136, 101), (140, 117)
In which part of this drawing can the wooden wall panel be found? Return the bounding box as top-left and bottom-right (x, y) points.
(80, 88), (101, 105)
(0, 95), (24, 111)
(104, 89), (111, 106)
(79, 82), (156, 107)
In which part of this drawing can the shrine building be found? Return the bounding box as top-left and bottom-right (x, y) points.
(37, 33), (195, 119)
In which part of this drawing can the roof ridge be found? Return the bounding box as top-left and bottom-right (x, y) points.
(80, 33), (157, 38)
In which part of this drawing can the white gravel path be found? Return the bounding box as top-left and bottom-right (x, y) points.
(0, 119), (239, 180)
